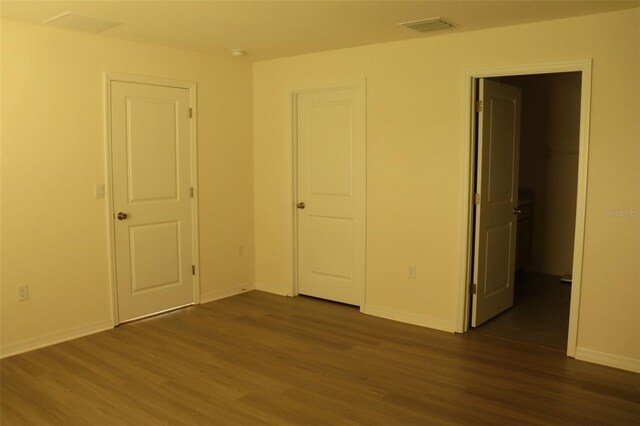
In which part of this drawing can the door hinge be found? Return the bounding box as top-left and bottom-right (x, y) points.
(474, 100), (483, 112)
(190, 187), (194, 198)
(189, 107), (193, 118)
(474, 193), (480, 205)
(471, 283), (477, 295)
(192, 265), (196, 275)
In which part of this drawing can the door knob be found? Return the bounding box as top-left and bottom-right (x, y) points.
(513, 208), (522, 215)
(296, 202), (306, 209)
(116, 212), (128, 220)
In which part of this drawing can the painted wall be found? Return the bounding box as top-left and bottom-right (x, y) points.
(506, 73), (581, 276)
(0, 19), (254, 356)
(253, 9), (640, 365)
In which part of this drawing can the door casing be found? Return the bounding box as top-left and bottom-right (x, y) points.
(104, 72), (200, 325)
(458, 60), (592, 358)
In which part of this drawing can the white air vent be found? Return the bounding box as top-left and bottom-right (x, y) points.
(398, 17), (455, 33)
(43, 12), (122, 33)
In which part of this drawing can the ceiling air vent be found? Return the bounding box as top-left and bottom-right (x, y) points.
(398, 17), (455, 33)
(43, 12), (122, 33)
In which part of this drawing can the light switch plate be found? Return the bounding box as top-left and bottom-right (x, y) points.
(94, 183), (105, 199)
(408, 265), (416, 279)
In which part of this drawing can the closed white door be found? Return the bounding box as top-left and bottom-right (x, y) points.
(296, 86), (366, 306)
(111, 81), (194, 322)
(472, 79), (521, 327)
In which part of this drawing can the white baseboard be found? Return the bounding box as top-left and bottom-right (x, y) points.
(200, 284), (255, 304)
(1, 319), (114, 359)
(575, 347), (640, 373)
(254, 281), (293, 296)
(361, 304), (456, 333)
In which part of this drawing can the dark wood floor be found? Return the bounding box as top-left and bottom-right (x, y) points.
(472, 273), (572, 350)
(1, 291), (638, 425)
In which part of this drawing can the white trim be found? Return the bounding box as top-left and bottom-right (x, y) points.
(0, 319), (113, 359)
(288, 79), (368, 304)
(575, 347), (640, 373)
(287, 89), (299, 297)
(188, 83), (201, 305)
(104, 72), (200, 324)
(255, 281), (293, 297)
(103, 73), (119, 326)
(566, 63), (592, 358)
(456, 74), (478, 333)
(105, 72), (197, 90)
(362, 305), (456, 333)
(457, 60), (593, 360)
(200, 285), (255, 304)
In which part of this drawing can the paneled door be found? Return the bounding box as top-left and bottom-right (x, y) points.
(295, 85), (366, 306)
(472, 78), (521, 326)
(110, 80), (194, 322)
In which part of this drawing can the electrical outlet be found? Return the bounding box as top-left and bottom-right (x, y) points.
(408, 265), (416, 279)
(17, 284), (29, 301)
(238, 245), (245, 257)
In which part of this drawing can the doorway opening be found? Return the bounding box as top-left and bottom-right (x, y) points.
(459, 61), (592, 358)
(471, 73), (581, 350)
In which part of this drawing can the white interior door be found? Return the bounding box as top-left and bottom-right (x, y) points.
(472, 78), (521, 327)
(111, 80), (194, 322)
(296, 85), (366, 306)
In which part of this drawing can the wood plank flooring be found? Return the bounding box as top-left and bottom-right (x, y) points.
(1, 291), (638, 425)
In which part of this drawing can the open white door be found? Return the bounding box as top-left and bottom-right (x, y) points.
(472, 79), (521, 327)
(111, 80), (194, 322)
(295, 85), (366, 306)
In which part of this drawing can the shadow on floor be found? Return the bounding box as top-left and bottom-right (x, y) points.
(471, 272), (571, 350)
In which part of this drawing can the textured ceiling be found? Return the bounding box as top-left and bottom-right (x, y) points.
(1, 1), (639, 61)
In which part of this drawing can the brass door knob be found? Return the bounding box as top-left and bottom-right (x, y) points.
(296, 202), (306, 209)
(116, 212), (128, 220)
(513, 208), (523, 215)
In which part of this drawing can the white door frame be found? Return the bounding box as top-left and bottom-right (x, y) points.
(457, 60), (592, 357)
(104, 72), (200, 325)
(288, 80), (367, 301)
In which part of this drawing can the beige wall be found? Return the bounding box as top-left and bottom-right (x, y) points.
(0, 20), (254, 355)
(253, 9), (640, 363)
